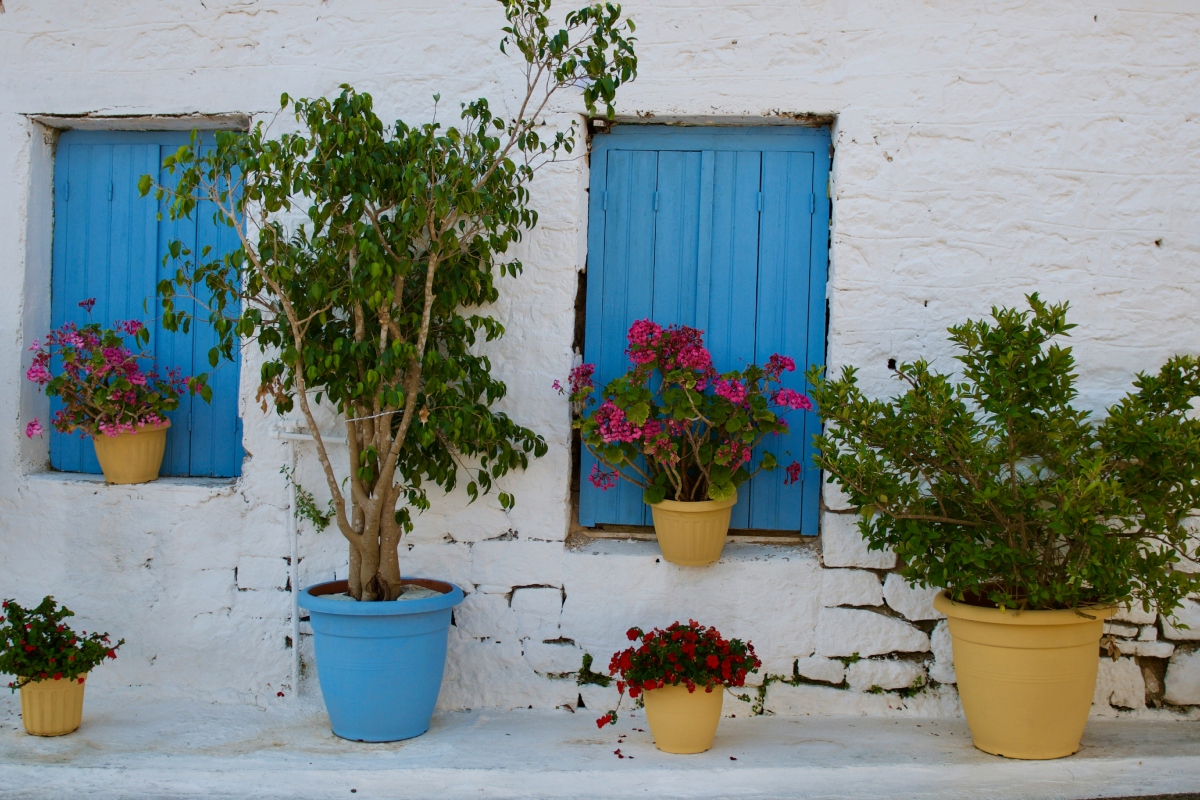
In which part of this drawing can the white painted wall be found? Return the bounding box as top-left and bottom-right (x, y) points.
(1, 0), (1198, 717)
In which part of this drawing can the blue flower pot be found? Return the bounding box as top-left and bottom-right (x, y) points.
(298, 578), (464, 742)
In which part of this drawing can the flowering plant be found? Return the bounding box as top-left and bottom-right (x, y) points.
(593, 620), (761, 727)
(0, 596), (123, 690)
(25, 299), (198, 439)
(562, 320), (811, 503)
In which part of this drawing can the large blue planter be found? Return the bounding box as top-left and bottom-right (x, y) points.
(298, 578), (464, 742)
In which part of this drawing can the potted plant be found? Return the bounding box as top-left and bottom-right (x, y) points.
(142, 1), (637, 742)
(592, 620), (760, 754)
(24, 299), (196, 484)
(808, 295), (1200, 759)
(565, 320), (810, 565)
(1, 596), (123, 736)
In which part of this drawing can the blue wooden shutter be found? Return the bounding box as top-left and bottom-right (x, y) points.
(49, 131), (243, 478)
(580, 127), (830, 534)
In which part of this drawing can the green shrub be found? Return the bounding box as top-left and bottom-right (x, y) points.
(808, 295), (1200, 612)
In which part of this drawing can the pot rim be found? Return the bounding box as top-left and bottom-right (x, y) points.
(93, 418), (173, 439)
(650, 492), (738, 513)
(298, 578), (464, 616)
(934, 590), (1115, 625)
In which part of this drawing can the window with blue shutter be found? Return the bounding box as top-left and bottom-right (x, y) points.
(580, 126), (831, 534)
(49, 130), (243, 478)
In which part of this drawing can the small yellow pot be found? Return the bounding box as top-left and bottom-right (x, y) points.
(934, 591), (1114, 760)
(19, 674), (87, 736)
(91, 420), (170, 484)
(648, 493), (737, 566)
(643, 684), (724, 754)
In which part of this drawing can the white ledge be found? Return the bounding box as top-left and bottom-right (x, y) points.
(1, 693), (1198, 799)
(23, 471), (238, 494)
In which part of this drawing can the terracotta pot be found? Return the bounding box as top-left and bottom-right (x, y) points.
(643, 684), (724, 754)
(934, 591), (1114, 759)
(19, 674), (87, 736)
(648, 493), (737, 566)
(91, 420), (170, 484)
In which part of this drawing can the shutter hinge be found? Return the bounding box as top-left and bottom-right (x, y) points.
(63, 182), (69, 202)
(601, 190), (607, 211)
(809, 193), (815, 215)
(108, 182), (113, 202)
(756, 191), (763, 212)
(652, 191), (659, 212)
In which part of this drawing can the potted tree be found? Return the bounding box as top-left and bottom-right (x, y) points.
(24, 300), (195, 484)
(143, 0), (637, 742)
(808, 295), (1200, 759)
(592, 620), (760, 754)
(1, 597), (123, 736)
(566, 320), (809, 565)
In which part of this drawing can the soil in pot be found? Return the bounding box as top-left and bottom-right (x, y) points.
(648, 493), (737, 566)
(19, 674), (86, 736)
(91, 420), (171, 484)
(934, 590), (1114, 759)
(642, 684), (724, 754)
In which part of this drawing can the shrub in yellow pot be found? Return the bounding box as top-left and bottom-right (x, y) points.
(564, 322), (811, 566)
(809, 296), (1200, 759)
(589, 621), (760, 754)
(1, 596), (123, 736)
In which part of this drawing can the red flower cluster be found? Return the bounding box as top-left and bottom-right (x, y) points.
(0, 596), (124, 691)
(595, 620), (761, 728)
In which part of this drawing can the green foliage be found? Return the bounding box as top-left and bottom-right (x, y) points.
(576, 652), (612, 687)
(0, 597), (123, 690)
(809, 295), (1200, 612)
(141, 0), (636, 600)
(280, 465), (334, 533)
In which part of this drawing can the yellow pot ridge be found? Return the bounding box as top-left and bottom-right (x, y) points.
(648, 493), (736, 566)
(19, 675), (86, 736)
(934, 591), (1114, 759)
(91, 420), (170, 484)
(642, 684), (724, 754)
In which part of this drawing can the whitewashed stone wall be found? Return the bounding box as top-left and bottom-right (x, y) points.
(1, 0), (1199, 720)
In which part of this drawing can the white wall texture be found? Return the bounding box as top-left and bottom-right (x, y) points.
(1, 0), (1199, 720)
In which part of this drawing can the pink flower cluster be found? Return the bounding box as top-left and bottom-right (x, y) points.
(715, 441), (752, 467)
(594, 401), (643, 444)
(589, 463), (618, 490)
(625, 320), (715, 378)
(713, 378), (747, 405)
(97, 413), (165, 438)
(766, 353), (796, 378)
(773, 388), (813, 411)
(783, 461), (803, 485)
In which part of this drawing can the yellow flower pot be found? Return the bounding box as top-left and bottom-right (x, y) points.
(91, 420), (170, 484)
(643, 684), (724, 754)
(934, 591), (1114, 759)
(19, 674), (87, 736)
(648, 493), (737, 566)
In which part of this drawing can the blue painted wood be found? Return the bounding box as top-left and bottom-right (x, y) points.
(746, 151), (815, 530)
(580, 126), (831, 534)
(48, 131), (242, 478)
(706, 150), (763, 529)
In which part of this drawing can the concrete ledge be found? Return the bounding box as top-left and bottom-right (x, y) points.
(2, 692), (1199, 799)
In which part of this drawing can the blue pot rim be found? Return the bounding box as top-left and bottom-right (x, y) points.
(299, 578), (464, 616)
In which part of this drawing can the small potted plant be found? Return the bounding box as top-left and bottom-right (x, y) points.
(592, 620), (760, 754)
(808, 295), (1200, 760)
(144, 1), (637, 741)
(565, 320), (810, 565)
(25, 298), (197, 484)
(1, 596), (123, 736)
